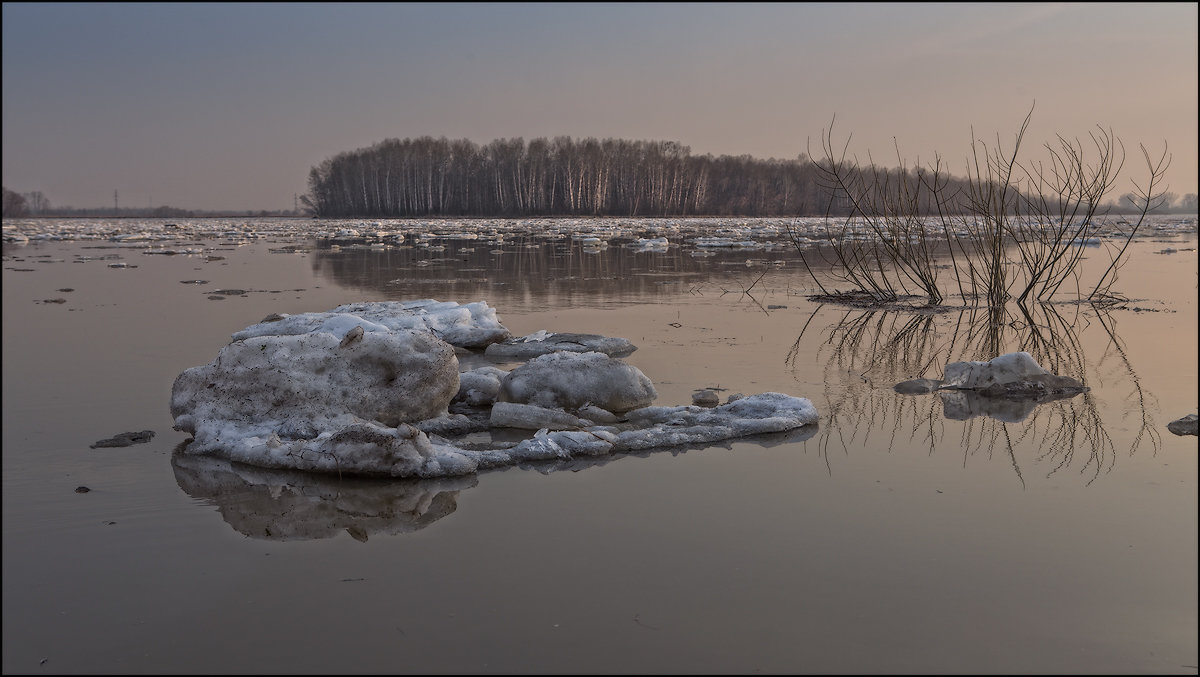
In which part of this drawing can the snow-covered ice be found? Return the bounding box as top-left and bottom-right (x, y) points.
(232, 299), (511, 348)
(170, 300), (820, 478)
(454, 365), (509, 407)
(894, 351), (1089, 422)
(484, 331), (637, 360)
(497, 351), (657, 413)
(489, 402), (596, 430)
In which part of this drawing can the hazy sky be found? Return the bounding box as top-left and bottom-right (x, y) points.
(3, 2), (1197, 212)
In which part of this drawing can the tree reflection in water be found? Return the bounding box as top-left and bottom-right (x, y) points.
(786, 301), (1160, 487)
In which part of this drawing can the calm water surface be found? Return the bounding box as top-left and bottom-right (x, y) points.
(3, 218), (1197, 674)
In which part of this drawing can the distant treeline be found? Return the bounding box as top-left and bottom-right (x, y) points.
(300, 136), (1198, 218)
(24, 206), (302, 218)
(0, 187), (301, 219)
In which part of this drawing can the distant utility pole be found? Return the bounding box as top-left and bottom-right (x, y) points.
(114, 190), (119, 214)
(294, 194), (299, 213)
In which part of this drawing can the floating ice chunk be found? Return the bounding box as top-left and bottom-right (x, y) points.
(485, 332), (637, 360)
(267, 313), (391, 341)
(455, 366), (509, 406)
(333, 300), (511, 347)
(904, 352), (1088, 422)
(692, 237), (763, 248)
(172, 301), (819, 479)
(941, 352), (1087, 393)
(940, 352), (1088, 401)
(201, 418), (481, 479)
(612, 393), (819, 450)
(577, 403), (619, 424)
(490, 402), (594, 430)
(231, 300), (510, 348)
(632, 237), (669, 251)
(232, 312), (394, 341)
(942, 352), (1046, 389)
(172, 388), (818, 479)
(499, 351), (657, 413)
(171, 328), (460, 451)
(415, 413), (484, 437)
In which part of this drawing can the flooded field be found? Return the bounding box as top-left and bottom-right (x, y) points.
(3, 216), (1197, 674)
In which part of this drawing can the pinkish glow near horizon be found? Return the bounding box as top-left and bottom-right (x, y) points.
(2, 2), (1196, 212)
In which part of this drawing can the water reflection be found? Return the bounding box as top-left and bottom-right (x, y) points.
(173, 427), (818, 542)
(788, 301), (1160, 486)
(308, 235), (801, 308)
(171, 452), (475, 541)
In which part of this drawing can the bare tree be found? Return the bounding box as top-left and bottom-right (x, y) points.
(794, 107), (1168, 309)
(2, 187), (29, 218)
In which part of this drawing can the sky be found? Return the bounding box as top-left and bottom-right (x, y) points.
(2, 2), (1196, 212)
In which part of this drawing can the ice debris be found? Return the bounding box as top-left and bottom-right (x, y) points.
(231, 299), (511, 348)
(940, 352), (1087, 396)
(171, 300), (819, 478)
(894, 351), (1089, 422)
(490, 402), (596, 431)
(484, 331), (637, 360)
(497, 351), (657, 413)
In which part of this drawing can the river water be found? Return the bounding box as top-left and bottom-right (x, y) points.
(3, 217), (1196, 674)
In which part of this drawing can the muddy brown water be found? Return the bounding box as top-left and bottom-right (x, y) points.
(3, 220), (1196, 674)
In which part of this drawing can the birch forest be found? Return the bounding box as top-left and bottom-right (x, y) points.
(300, 135), (885, 218)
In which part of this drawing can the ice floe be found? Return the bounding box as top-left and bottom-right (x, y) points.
(171, 300), (819, 478)
(231, 299), (511, 348)
(496, 351), (656, 413)
(484, 331), (637, 360)
(4, 216), (1194, 259)
(894, 351), (1089, 422)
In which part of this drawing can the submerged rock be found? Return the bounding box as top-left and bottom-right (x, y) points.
(1167, 414), (1198, 436)
(91, 430), (155, 448)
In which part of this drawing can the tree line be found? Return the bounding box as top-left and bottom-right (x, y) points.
(0, 187), (301, 219)
(300, 136), (867, 218)
(300, 136), (1197, 219)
